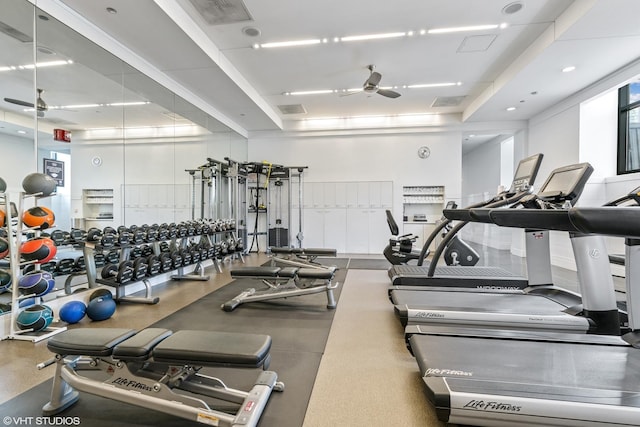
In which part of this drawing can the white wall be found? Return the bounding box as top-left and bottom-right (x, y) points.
(249, 131), (463, 218)
(0, 133), (37, 192)
(248, 130), (462, 253)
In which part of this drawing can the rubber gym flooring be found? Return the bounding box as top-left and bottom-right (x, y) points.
(0, 265), (348, 427)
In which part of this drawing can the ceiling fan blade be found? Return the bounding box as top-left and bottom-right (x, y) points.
(365, 71), (382, 87)
(377, 89), (401, 99)
(4, 97), (35, 108)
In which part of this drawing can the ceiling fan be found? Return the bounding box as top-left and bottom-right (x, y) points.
(361, 65), (401, 98)
(4, 88), (47, 117)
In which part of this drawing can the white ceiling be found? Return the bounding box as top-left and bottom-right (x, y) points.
(4, 0), (640, 151)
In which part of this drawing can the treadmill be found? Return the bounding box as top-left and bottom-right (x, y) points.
(388, 153), (543, 289)
(393, 162), (627, 333)
(408, 193), (640, 427)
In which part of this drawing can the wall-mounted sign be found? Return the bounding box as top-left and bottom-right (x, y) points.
(43, 158), (64, 186)
(53, 128), (71, 143)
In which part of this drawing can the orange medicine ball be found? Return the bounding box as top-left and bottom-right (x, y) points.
(22, 206), (55, 230)
(20, 237), (57, 264)
(0, 209), (4, 227)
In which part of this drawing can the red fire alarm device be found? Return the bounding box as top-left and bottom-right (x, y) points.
(53, 128), (71, 142)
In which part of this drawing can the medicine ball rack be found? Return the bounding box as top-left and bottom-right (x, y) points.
(2, 190), (67, 343)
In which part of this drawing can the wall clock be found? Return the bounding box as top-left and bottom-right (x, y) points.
(418, 146), (431, 159)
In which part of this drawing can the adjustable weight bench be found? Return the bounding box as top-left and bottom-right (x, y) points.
(42, 328), (284, 427)
(223, 266), (339, 312)
(268, 246), (338, 270)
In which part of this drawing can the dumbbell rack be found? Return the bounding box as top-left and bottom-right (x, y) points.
(4, 191), (67, 343)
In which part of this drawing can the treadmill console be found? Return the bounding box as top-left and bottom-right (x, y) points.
(536, 162), (593, 206)
(508, 153), (543, 194)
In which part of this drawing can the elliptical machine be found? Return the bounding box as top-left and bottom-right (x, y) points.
(383, 210), (423, 265)
(383, 202), (479, 266)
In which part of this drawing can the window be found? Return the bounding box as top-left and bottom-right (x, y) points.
(617, 82), (640, 174)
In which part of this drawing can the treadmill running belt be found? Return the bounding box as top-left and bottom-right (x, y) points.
(410, 334), (640, 426)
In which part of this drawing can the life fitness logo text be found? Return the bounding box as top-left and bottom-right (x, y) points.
(463, 400), (522, 413)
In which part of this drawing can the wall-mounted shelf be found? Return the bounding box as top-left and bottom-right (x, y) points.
(82, 189), (114, 225)
(402, 185), (444, 250)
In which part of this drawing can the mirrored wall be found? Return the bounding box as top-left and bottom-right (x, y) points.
(0, 0), (248, 313)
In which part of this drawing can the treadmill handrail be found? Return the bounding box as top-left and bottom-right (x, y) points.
(423, 190), (533, 271)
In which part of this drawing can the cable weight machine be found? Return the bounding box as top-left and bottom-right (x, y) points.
(245, 162), (307, 253)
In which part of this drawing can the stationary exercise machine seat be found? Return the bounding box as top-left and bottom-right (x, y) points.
(383, 210), (423, 265)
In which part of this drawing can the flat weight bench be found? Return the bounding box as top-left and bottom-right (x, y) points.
(43, 328), (283, 427)
(223, 266), (339, 312)
(268, 246), (338, 270)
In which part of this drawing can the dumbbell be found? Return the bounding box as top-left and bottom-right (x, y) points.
(199, 247), (208, 260)
(207, 246), (218, 259)
(170, 252), (183, 269)
(101, 261), (133, 284)
(159, 252), (173, 272)
(190, 248), (201, 263)
(56, 258), (75, 275)
(145, 228), (158, 243)
(86, 228), (115, 248)
(69, 229), (84, 242)
(180, 249), (193, 265)
(106, 250), (120, 264)
(131, 229), (145, 245)
(140, 244), (153, 257)
(117, 225), (129, 235)
(132, 257), (148, 281)
(130, 246), (143, 260)
(157, 226), (168, 241)
(22, 261), (56, 275)
(49, 229), (66, 246)
(159, 242), (170, 253)
(116, 230), (131, 246)
(167, 226), (177, 239)
(146, 254), (161, 276)
(74, 256), (85, 271)
(94, 252), (106, 268)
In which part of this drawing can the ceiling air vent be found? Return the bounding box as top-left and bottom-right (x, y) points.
(457, 35), (497, 53)
(278, 104), (307, 115)
(431, 96), (466, 108)
(0, 21), (33, 42)
(188, 0), (253, 25)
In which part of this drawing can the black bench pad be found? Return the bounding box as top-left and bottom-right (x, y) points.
(112, 328), (172, 361)
(231, 266), (298, 278)
(297, 268), (334, 280)
(152, 330), (272, 368)
(270, 247), (303, 254)
(302, 248), (337, 256)
(47, 328), (137, 357)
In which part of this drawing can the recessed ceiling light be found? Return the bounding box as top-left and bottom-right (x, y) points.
(428, 24), (503, 34)
(37, 14), (49, 21)
(562, 66), (576, 73)
(106, 7), (118, 14)
(255, 39), (322, 49)
(506, 106), (516, 111)
(17, 130), (26, 134)
(242, 26), (261, 37)
(502, 2), (524, 15)
(340, 32), (406, 42)
(407, 82), (460, 89)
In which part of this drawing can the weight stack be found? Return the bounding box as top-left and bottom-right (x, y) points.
(268, 228), (289, 247)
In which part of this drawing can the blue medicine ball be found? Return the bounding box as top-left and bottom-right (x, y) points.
(16, 304), (53, 331)
(18, 297), (36, 308)
(86, 297), (116, 321)
(59, 300), (87, 324)
(18, 272), (53, 297)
